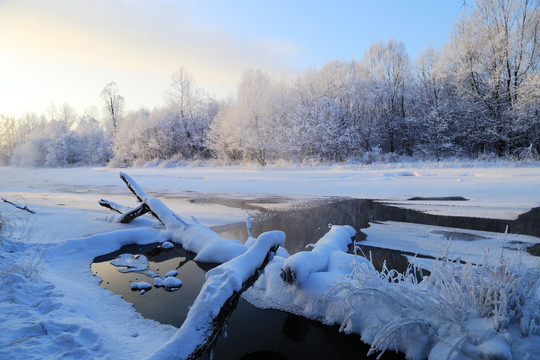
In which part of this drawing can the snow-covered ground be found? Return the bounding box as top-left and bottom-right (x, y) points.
(1, 164), (539, 359)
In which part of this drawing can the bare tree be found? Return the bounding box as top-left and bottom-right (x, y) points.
(167, 66), (195, 118)
(101, 82), (124, 133)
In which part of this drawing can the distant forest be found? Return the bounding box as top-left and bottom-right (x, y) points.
(1, 0), (539, 167)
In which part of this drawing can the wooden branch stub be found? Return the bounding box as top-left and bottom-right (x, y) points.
(98, 199), (129, 214)
(1, 197), (36, 214)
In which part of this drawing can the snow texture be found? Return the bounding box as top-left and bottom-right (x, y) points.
(165, 270), (178, 277)
(161, 241), (174, 249)
(1, 165), (539, 360)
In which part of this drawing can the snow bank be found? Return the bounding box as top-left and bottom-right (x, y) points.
(280, 225), (356, 284)
(148, 230), (285, 360)
(0, 229), (178, 360)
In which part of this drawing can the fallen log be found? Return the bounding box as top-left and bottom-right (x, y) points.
(99, 172), (248, 263)
(98, 173), (288, 358)
(148, 230), (285, 360)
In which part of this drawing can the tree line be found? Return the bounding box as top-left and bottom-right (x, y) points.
(1, 0), (539, 167)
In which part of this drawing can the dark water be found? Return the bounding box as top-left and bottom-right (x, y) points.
(92, 198), (540, 359)
(91, 243), (403, 360)
(91, 199), (407, 360)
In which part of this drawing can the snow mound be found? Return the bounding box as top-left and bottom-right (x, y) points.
(163, 277), (182, 289)
(165, 270), (178, 277)
(280, 225), (356, 285)
(131, 281), (152, 291)
(161, 241), (174, 249)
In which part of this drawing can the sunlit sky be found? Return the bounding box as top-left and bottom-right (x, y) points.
(0, 0), (466, 118)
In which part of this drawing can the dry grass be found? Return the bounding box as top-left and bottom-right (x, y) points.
(329, 244), (540, 360)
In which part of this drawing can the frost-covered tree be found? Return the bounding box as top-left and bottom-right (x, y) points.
(207, 70), (299, 164)
(360, 39), (412, 155)
(448, 0), (540, 155)
(165, 66), (219, 158)
(412, 46), (461, 159)
(0, 115), (20, 165)
(101, 82), (124, 133)
(76, 112), (111, 165)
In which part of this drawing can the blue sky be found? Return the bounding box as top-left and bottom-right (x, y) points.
(0, 0), (466, 117)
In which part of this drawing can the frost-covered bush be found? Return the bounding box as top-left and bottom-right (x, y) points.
(330, 250), (540, 359)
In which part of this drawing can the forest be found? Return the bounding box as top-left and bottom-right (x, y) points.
(1, 0), (539, 167)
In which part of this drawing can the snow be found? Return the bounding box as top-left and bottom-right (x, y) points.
(161, 241), (174, 249)
(131, 281), (152, 291)
(280, 225), (355, 284)
(165, 270), (178, 277)
(162, 277), (182, 289)
(0, 164), (539, 359)
(112, 253), (150, 273)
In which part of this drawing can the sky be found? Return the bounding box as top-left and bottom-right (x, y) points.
(0, 0), (466, 118)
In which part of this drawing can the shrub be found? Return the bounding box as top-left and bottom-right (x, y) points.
(330, 246), (540, 359)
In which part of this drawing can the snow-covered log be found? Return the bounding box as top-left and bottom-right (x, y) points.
(280, 225), (356, 285)
(148, 230), (285, 360)
(99, 172), (248, 263)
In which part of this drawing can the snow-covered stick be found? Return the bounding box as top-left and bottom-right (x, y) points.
(148, 230), (285, 360)
(1, 197), (36, 214)
(98, 199), (130, 214)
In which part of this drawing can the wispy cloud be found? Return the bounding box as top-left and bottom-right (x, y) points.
(0, 0), (302, 89)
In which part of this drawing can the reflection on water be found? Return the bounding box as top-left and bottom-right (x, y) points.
(92, 241), (403, 359)
(215, 199), (371, 254)
(92, 243), (218, 327)
(91, 198), (411, 360)
(212, 299), (400, 360)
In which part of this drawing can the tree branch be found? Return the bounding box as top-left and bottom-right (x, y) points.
(1, 197), (36, 214)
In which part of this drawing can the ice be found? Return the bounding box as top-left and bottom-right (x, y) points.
(111, 253), (149, 273)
